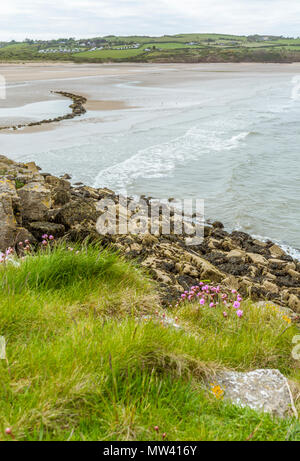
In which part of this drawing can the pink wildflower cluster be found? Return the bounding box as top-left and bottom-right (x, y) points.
(178, 283), (244, 318)
(41, 234), (55, 246)
(0, 247), (14, 263)
(0, 239), (32, 264)
(18, 239), (31, 252)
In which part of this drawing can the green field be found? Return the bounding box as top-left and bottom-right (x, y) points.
(73, 48), (144, 60)
(1, 33), (300, 63)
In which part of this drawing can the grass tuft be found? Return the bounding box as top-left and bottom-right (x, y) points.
(0, 244), (299, 441)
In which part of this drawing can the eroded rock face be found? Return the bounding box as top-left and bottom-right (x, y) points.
(0, 191), (17, 249)
(18, 183), (52, 222)
(0, 155), (300, 310)
(211, 369), (297, 418)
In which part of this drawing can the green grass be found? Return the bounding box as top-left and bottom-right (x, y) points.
(0, 243), (299, 441)
(174, 301), (298, 373)
(0, 43), (39, 61)
(140, 42), (202, 50)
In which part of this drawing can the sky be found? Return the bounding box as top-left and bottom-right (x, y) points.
(1, 0), (300, 41)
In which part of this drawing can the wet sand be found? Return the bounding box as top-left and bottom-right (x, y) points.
(0, 123), (58, 134)
(2, 61), (300, 84)
(84, 99), (132, 111)
(1, 61), (300, 132)
(2, 61), (300, 131)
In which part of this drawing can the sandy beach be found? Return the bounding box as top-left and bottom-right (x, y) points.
(2, 61), (300, 110)
(1, 62), (300, 250)
(2, 61), (300, 130)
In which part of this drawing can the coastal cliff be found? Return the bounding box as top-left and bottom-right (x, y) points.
(1, 154), (300, 440)
(0, 154), (300, 314)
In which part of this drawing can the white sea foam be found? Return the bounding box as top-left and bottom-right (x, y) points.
(93, 128), (250, 191)
(291, 75), (300, 101)
(252, 234), (300, 262)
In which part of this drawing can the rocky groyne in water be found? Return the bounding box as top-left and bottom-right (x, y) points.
(0, 154), (300, 315)
(0, 91), (86, 132)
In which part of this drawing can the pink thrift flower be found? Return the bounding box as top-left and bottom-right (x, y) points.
(199, 298), (205, 305)
(42, 240), (48, 246)
(236, 310), (243, 318)
(209, 302), (215, 308)
(42, 234), (48, 240)
(49, 235), (54, 240)
(233, 301), (240, 309)
(223, 311), (228, 317)
(231, 289), (237, 294)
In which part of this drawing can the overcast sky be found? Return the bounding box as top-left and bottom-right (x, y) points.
(1, 0), (300, 41)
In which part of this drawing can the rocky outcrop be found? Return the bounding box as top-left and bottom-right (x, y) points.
(209, 369), (298, 419)
(0, 154), (300, 312)
(0, 91), (86, 132)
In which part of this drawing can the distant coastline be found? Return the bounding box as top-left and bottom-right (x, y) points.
(2, 33), (300, 64)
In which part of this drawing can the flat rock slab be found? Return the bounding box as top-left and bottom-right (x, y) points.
(212, 369), (297, 418)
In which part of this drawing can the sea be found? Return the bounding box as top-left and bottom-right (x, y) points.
(1, 64), (299, 258)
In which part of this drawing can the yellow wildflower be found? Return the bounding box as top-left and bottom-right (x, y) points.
(210, 382), (225, 400)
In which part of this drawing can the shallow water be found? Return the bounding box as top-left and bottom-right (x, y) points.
(0, 99), (71, 125)
(1, 65), (300, 256)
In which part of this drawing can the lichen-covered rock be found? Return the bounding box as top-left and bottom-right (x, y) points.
(28, 221), (65, 239)
(55, 199), (99, 228)
(269, 244), (287, 258)
(288, 294), (300, 312)
(247, 252), (267, 266)
(211, 369), (297, 418)
(0, 192), (17, 249)
(262, 280), (279, 294)
(18, 182), (52, 222)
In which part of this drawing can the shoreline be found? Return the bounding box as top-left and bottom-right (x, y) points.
(1, 64), (299, 253)
(0, 154), (300, 313)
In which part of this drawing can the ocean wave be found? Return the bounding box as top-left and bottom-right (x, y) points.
(252, 233), (300, 261)
(291, 75), (300, 101)
(93, 127), (250, 190)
